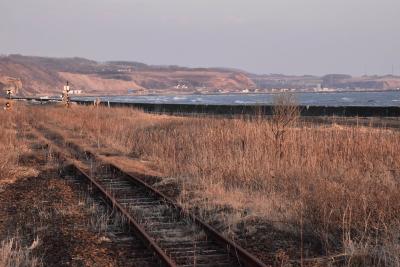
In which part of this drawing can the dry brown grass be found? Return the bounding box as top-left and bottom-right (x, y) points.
(0, 100), (32, 186)
(0, 237), (41, 267)
(22, 103), (400, 265)
(0, 101), (41, 267)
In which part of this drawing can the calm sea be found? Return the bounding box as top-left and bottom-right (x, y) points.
(74, 91), (400, 107)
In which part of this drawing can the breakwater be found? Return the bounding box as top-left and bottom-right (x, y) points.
(14, 97), (400, 117)
(91, 102), (400, 117)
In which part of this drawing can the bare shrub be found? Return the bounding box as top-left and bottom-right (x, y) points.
(269, 93), (300, 158)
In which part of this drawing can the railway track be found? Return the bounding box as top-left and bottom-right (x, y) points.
(62, 175), (161, 267)
(32, 124), (267, 267)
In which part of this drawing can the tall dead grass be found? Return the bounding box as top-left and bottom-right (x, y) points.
(29, 103), (400, 265)
(0, 101), (30, 183)
(0, 237), (41, 267)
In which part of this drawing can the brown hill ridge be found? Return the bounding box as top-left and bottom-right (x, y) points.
(1, 54), (399, 96)
(0, 55), (256, 96)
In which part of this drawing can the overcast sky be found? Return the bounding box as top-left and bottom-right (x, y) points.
(1, 0), (399, 75)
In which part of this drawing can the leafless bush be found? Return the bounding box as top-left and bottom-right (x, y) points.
(269, 93), (300, 158)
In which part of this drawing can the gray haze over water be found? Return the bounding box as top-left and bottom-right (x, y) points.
(1, 0), (400, 75)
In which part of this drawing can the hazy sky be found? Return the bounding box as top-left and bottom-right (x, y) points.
(1, 0), (399, 75)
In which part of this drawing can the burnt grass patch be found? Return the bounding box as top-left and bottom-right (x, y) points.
(0, 170), (74, 266)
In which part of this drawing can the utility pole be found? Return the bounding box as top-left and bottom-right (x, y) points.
(62, 81), (71, 108)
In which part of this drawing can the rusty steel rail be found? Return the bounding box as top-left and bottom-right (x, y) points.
(33, 125), (268, 267)
(68, 164), (177, 267)
(59, 133), (267, 266)
(107, 163), (267, 267)
(31, 127), (175, 267)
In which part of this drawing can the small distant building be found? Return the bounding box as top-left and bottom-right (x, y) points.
(174, 84), (189, 89)
(69, 90), (83, 95)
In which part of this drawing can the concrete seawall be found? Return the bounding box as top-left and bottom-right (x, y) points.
(13, 97), (400, 117)
(77, 101), (400, 117)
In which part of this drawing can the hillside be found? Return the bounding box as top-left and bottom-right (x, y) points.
(1, 54), (400, 96)
(0, 55), (256, 96)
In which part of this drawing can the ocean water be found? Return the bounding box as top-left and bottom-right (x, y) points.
(74, 91), (400, 107)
